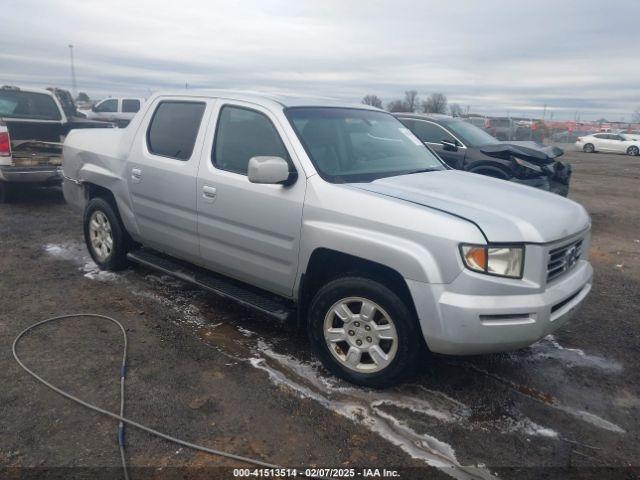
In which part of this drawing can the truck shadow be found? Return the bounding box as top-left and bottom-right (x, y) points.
(5, 185), (65, 205)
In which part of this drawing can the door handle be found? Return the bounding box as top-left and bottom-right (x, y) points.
(131, 168), (142, 183)
(202, 185), (217, 203)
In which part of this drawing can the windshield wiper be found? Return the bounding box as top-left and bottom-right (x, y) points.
(400, 168), (440, 176)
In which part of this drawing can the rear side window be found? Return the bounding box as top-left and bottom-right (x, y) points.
(147, 101), (205, 160)
(213, 105), (290, 175)
(95, 99), (118, 113)
(0, 90), (61, 120)
(122, 99), (141, 113)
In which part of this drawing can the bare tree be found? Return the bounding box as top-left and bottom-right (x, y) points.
(449, 103), (463, 117)
(362, 94), (383, 109)
(422, 93), (448, 114)
(386, 99), (409, 112)
(404, 90), (419, 112)
(632, 107), (640, 123)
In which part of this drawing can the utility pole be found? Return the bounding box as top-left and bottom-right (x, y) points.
(68, 44), (77, 98)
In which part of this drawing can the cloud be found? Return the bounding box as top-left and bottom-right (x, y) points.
(1, 0), (638, 120)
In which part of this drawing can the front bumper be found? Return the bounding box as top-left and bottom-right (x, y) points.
(511, 161), (572, 197)
(0, 165), (63, 184)
(407, 259), (593, 355)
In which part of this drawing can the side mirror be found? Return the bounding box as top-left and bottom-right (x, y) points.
(248, 156), (296, 185)
(441, 139), (458, 152)
(91, 104), (97, 112)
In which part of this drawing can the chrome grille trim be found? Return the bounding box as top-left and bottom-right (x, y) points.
(547, 238), (583, 282)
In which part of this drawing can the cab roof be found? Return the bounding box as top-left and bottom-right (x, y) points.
(151, 89), (381, 111)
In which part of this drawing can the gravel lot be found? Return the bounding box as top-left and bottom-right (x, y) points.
(1, 148), (639, 479)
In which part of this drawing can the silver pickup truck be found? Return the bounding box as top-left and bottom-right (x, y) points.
(62, 91), (593, 387)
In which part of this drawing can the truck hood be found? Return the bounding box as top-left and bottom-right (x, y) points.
(479, 142), (563, 165)
(348, 170), (590, 243)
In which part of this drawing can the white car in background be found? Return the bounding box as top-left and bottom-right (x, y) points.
(84, 97), (145, 127)
(576, 133), (639, 156)
(622, 131), (640, 141)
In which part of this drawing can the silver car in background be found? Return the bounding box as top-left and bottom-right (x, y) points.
(63, 91), (593, 387)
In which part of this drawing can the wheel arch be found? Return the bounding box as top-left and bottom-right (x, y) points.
(467, 161), (512, 179)
(82, 181), (139, 241)
(296, 248), (418, 329)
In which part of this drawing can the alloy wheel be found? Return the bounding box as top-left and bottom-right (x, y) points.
(89, 210), (113, 262)
(323, 297), (398, 373)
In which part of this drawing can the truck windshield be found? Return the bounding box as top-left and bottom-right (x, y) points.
(286, 107), (444, 183)
(0, 90), (62, 121)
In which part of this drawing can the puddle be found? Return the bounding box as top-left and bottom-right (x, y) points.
(524, 335), (623, 373)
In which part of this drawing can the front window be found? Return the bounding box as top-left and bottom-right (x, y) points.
(442, 120), (500, 147)
(95, 99), (118, 113)
(285, 107), (444, 183)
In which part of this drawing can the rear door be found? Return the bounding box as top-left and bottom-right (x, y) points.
(127, 96), (210, 263)
(196, 101), (305, 297)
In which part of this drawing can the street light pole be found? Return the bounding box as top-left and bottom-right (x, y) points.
(68, 44), (77, 98)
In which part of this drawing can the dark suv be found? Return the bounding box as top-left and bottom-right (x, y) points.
(395, 113), (571, 196)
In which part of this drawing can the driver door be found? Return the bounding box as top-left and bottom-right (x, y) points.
(196, 101), (306, 297)
(399, 118), (466, 169)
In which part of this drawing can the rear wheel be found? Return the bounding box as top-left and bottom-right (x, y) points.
(308, 276), (422, 388)
(626, 146), (639, 156)
(583, 143), (595, 153)
(83, 197), (130, 270)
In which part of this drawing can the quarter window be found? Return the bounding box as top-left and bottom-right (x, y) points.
(95, 99), (118, 113)
(213, 105), (290, 175)
(122, 99), (141, 113)
(147, 101), (205, 160)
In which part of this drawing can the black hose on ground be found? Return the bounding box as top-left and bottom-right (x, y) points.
(12, 313), (321, 479)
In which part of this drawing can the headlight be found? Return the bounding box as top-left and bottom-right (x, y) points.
(460, 244), (524, 278)
(514, 157), (543, 173)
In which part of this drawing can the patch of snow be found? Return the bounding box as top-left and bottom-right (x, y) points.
(527, 335), (623, 373)
(44, 242), (120, 282)
(250, 340), (492, 480)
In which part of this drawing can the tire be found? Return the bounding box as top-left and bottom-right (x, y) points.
(83, 197), (130, 270)
(0, 182), (13, 203)
(583, 143), (595, 153)
(307, 276), (422, 388)
(627, 146), (639, 156)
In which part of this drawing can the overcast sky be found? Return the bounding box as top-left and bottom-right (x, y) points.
(2, 0), (639, 121)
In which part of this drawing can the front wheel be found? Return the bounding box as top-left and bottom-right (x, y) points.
(308, 277), (422, 388)
(83, 197), (130, 270)
(627, 146), (639, 156)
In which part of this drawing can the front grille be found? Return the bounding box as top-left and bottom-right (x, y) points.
(547, 238), (583, 282)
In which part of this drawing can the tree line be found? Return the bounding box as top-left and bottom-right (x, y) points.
(362, 91), (464, 116)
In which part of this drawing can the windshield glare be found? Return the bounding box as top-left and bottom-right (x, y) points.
(444, 120), (500, 147)
(286, 107), (444, 183)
